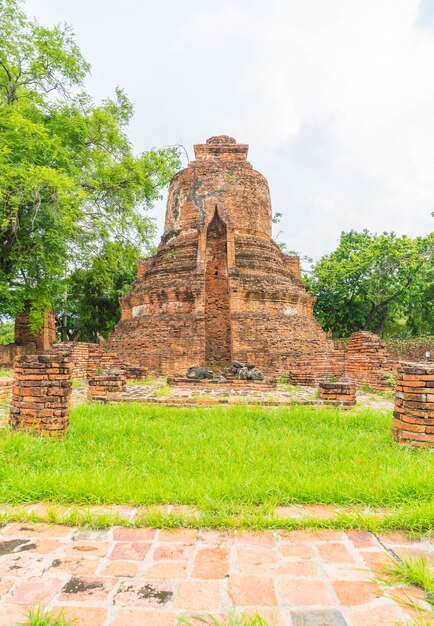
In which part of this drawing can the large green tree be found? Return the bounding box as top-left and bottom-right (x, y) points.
(0, 0), (180, 331)
(306, 230), (434, 337)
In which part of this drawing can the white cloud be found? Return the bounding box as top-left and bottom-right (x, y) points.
(25, 0), (434, 257)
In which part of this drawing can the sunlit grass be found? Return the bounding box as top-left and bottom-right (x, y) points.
(0, 403), (432, 527)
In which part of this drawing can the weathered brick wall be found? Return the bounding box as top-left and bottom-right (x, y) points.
(108, 136), (332, 375)
(15, 304), (56, 353)
(318, 381), (356, 407)
(393, 364), (434, 447)
(344, 332), (397, 390)
(0, 343), (36, 369)
(88, 370), (126, 402)
(384, 337), (434, 363)
(167, 377), (277, 391)
(9, 354), (72, 437)
(0, 379), (12, 402)
(50, 342), (94, 378)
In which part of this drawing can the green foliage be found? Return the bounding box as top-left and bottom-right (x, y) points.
(0, 0), (180, 328)
(278, 373), (290, 384)
(383, 555), (434, 600)
(60, 241), (141, 340)
(0, 320), (13, 344)
(306, 230), (434, 337)
(19, 607), (76, 626)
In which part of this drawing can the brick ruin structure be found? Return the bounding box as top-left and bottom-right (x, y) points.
(318, 381), (357, 408)
(9, 354), (72, 437)
(0, 304), (56, 369)
(108, 136), (332, 375)
(393, 363), (434, 448)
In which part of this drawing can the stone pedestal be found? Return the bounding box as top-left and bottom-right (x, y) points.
(87, 370), (126, 402)
(9, 354), (72, 437)
(319, 381), (356, 407)
(393, 364), (434, 448)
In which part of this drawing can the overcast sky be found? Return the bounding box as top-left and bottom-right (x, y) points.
(26, 0), (434, 260)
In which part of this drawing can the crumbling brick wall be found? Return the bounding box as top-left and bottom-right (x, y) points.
(15, 304), (56, 353)
(88, 370), (126, 402)
(393, 363), (434, 447)
(9, 354), (72, 437)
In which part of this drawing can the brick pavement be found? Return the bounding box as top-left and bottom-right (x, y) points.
(0, 523), (432, 626)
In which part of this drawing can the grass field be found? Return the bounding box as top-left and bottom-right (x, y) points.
(0, 403), (432, 517)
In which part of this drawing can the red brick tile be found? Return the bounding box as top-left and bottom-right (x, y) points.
(192, 546), (229, 579)
(9, 576), (63, 606)
(109, 541), (151, 560)
(144, 561), (188, 579)
(0, 553), (45, 576)
(323, 563), (372, 581)
(279, 543), (315, 559)
(108, 610), (177, 626)
(19, 538), (61, 554)
(379, 532), (418, 546)
(228, 575), (277, 606)
(332, 580), (383, 606)
(153, 542), (194, 561)
(391, 585), (433, 619)
(48, 556), (98, 575)
(200, 529), (232, 544)
(236, 544), (278, 566)
(350, 602), (406, 625)
(274, 560), (319, 576)
(52, 607), (107, 626)
(304, 504), (337, 519)
(114, 580), (174, 607)
(346, 530), (379, 549)
(175, 580), (222, 610)
(279, 579), (335, 606)
(359, 550), (391, 575)
(274, 505), (305, 519)
(0, 603), (32, 626)
(113, 527), (156, 541)
(65, 540), (110, 557)
(3, 522), (71, 538)
(280, 529), (344, 543)
(0, 577), (15, 597)
(317, 542), (355, 563)
(236, 530), (276, 546)
(158, 528), (197, 542)
(102, 560), (140, 577)
(59, 576), (116, 602)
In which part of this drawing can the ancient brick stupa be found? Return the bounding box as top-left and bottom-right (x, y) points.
(109, 136), (332, 374)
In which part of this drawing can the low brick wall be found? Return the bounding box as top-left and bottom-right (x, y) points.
(0, 342), (36, 369)
(9, 354), (72, 437)
(0, 379), (12, 402)
(87, 370), (126, 402)
(167, 377), (277, 391)
(318, 381), (357, 407)
(393, 364), (434, 448)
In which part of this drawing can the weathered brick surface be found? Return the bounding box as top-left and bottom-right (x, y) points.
(88, 371), (126, 403)
(0, 379), (12, 402)
(50, 343), (132, 381)
(108, 136), (331, 374)
(0, 305), (55, 368)
(167, 377), (277, 391)
(319, 381), (356, 408)
(393, 363), (434, 447)
(9, 354), (72, 437)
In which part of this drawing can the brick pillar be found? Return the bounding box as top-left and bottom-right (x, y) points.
(393, 364), (434, 448)
(9, 354), (72, 437)
(87, 368), (126, 402)
(318, 381), (356, 408)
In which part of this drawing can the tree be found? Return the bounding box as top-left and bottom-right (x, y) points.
(306, 230), (434, 337)
(0, 0), (180, 330)
(56, 241), (142, 341)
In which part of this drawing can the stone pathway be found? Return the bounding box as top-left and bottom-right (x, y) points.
(0, 522), (432, 626)
(69, 381), (393, 411)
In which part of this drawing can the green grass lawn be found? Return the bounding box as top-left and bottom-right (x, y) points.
(0, 404), (432, 516)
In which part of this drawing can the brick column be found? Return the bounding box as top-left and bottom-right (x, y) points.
(9, 354), (72, 437)
(318, 381), (356, 408)
(393, 364), (434, 448)
(87, 369), (126, 403)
